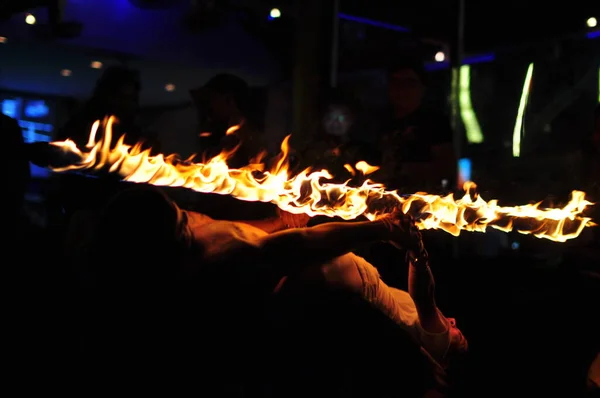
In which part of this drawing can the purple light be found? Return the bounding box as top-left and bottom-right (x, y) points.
(587, 31), (600, 39)
(337, 13), (410, 32)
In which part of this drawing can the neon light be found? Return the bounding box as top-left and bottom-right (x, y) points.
(587, 31), (600, 39)
(457, 158), (472, 187)
(426, 53), (496, 71)
(337, 13), (410, 32)
(512, 63), (534, 157)
(459, 65), (484, 144)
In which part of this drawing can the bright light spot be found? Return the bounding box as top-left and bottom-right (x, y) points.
(90, 61), (103, 69)
(587, 17), (597, 28)
(435, 51), (445, 62)
(25, 14), (36, 25)
(269, 8), (281, 19)
(61, 69), (72, 77)
(165, 84), (176, 92)
(0, 37), (6, 44)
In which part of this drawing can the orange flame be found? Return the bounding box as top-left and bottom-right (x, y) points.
(225, 124), (241, 136)
(50, 117), (595, 242)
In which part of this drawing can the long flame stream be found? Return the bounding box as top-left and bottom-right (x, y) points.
(49, 117), (594, 242)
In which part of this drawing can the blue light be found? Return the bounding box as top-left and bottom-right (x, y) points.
(587, 31), (600, 39)
(2, 98), (21, 119)
(338, 13), (410, 32)
(464, 53), (496, 64)
(24, 100), (50, 119)
(511, 242), (520, 250)
(457, 158), (472, 188)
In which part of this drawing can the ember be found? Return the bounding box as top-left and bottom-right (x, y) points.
(48, 116), (594, 242)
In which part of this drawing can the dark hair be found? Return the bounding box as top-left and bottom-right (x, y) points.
(91, 185), (187, 288)
(387, 57), (428, 85)
(92, 65), (141, 99)
(319, 87), (359, 116)
(192, 73), (250, 113)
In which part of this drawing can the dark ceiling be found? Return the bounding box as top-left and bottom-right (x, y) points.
(340, 0), (599, 53)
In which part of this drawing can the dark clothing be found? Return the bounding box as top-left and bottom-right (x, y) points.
(194, 122), (275, 221)
(56, 107), (158, 151)
(56, 107), (159, 218)
(197, 122), (266, 168)
(300, 135), (382, 184)
(0, 114), (29, 210)
(379, 108), (454, 190)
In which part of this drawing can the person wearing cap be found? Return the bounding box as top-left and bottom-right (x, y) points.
(378, 57), (456, 193)
(190, 73), (266, 169)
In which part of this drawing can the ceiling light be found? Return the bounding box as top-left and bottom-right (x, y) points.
(61, 69), (72, 77)
(434, 51), (445, 62)
(165, 84), (176, 92)
(587, 17), (598, 28)
(90, 61), (103, 69)
(269, 8), (281, 19)
(0, 37), (6, 44)
(25, 14), (36, 25)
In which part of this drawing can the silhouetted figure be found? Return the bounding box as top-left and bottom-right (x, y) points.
(581, 104), (600, 244)
(84, 186), (467, 393)
(0, 114), (29, 232)
(56, 65), (152, 148)
(378, 58), (456, 192)
(300, 88), (381, 184)
(189, 73), (274, 221)
(57, 66), (159, 223)
(191, 73), (265, 168)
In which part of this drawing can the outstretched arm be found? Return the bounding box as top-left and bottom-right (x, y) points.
(402, 220), (448, 334)
(214, 218), (391, 274)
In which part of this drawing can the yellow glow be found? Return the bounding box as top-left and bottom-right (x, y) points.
(270, 8), (281, 18)
(47, 117), (595, 242)
(512, 63), (534, 157)
(459, 65), (484, 144)
(25, 14), (36, 25)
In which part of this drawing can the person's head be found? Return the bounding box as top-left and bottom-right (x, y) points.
(387, 57), (427, 116)
(91, 66), (141, 120)
(320, 88), (357, 138)
(92, 185), (190, 290)
(191, 73), (249, 126)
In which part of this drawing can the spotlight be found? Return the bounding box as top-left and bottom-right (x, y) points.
(25, 13), (36, 25)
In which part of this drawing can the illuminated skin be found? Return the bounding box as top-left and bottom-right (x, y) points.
(183, 206), (467, 370)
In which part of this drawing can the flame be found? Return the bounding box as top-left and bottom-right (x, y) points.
(49, 117), (595, 242)
(225, 124), (241, 136)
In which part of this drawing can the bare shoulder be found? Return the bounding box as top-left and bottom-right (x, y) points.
(195, 220), (266, 261)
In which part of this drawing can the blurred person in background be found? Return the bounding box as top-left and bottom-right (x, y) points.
(581, 104), (600, 245)
(299, 88), (381, 184)
(188, 73), (275, 221)
(57, 65), (158, 150)
(191, 73), (266, 168)
(1, 113), (29, 235)
(378, 57), (456, 193)
(56, 66), (161, 272)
